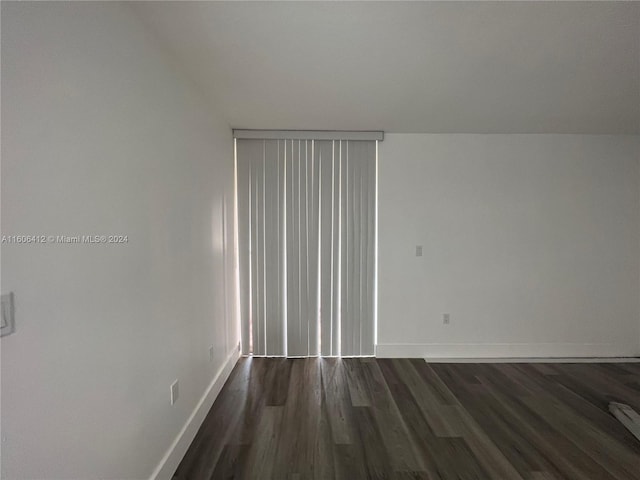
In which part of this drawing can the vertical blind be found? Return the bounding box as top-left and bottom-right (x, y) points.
(236, 138), (377, 357)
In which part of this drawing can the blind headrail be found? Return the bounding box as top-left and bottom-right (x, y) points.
(233, 129), (384, 141)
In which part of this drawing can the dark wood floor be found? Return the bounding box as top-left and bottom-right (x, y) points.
(173, 358), (640, 480)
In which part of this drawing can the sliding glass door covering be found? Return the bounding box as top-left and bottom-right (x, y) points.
(236, 134), (377, 357)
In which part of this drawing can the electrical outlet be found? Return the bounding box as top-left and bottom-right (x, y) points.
(170, 380), (179, 405)
(415, 245), (423, 257)
(209, 345), (215, 362)
(443, 313), (450, 324)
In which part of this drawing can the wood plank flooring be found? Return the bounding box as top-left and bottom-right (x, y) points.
(173, 358), (640, 480)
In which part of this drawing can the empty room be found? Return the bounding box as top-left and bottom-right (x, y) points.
(1, 1), (640, 479)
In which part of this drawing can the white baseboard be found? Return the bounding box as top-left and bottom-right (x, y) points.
(375, 342), (640, 359)
(149, 347), (240, 480)
(423, 357), (640, 363)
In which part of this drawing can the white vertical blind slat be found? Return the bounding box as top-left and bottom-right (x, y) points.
(236, 140), (253, 355)
(362, 141), (376, 355)
(317, 141), (334, 356)
(339, 140), (351, 356)
(307, 141), (321, 356)
(352, 143), (362, 356)
(331, 140), (341, 356)
(249, 153), (258, 354)
(253, 151), (266, 355)
(286, 140), (302, 355)
(299, 140), (310, 356)
(278, 140), (288, 355)
(264, 140), (283, 355)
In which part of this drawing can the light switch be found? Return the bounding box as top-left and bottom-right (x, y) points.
(170, 380), (179, 405)
(1, 292), (15, 337)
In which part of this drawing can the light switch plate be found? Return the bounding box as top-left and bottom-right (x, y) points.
(170, 380), (179, 405)
(1, 292), (15, 337)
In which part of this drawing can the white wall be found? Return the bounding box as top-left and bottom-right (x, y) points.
(1, 3), (238, 479)
(378, 134), (640, 358)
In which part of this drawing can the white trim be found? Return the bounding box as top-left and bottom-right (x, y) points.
(233, 130), (384, 142)
(149, 347), (240, 480)
(423, 357), (640, 363)
(375, 343), (640, 359)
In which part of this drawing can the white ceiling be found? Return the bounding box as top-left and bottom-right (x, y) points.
(131, 1), (640, 134)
